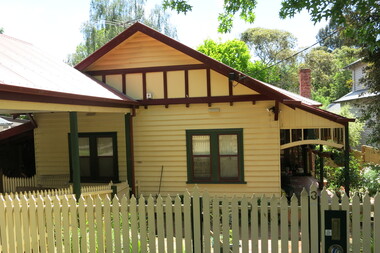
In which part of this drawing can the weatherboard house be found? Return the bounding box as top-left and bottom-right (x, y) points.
(0, 23), (353, 197)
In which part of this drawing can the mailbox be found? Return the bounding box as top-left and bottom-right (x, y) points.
(324, 210), (347, 253)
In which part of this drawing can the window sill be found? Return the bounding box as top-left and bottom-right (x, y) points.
(186, 181), (247, 184)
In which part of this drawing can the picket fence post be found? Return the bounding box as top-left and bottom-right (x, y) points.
(137, 195), (147, 253)
(309, 183), (319, 253)
(202, 191), (211, 252)
(374, 193), (380, 252)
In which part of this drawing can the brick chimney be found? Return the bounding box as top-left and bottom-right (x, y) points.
(299, 69), (311, 99)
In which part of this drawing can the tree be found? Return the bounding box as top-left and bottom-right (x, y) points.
(240, 28), (300, 92)
(196, 39), (280, 83)
(241, 28), (297, 65)
(67, 0), (177, 66)
(303, 46), (360, 107)
(197, 39), (251, 73)
(316, 21), (355, 51)
(162, 0), (257, 33)
(0, 27), (3, 34)
(280, 0), (380, 145)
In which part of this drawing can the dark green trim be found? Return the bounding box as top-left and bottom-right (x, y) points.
(69, 132), (119, 183)
(319, 145), (324, 190)
(344, 123), (350, 196)
(125, 113), (134, 194)
(69, 112), (81, 200)
(186, 128), (244, 184)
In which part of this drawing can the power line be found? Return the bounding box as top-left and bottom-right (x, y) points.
(252, 28), (341, 74)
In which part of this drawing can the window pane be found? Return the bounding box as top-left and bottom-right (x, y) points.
(193, 157), (211, 178)
(192, 135), (210, 155)
(219, 134), (237, 155)
(334, 128), (344, 144)
(80, 157), (91, 177)
(98, 157), (114, 177)
(97, 137), (113, 156)
(79, 137), (90, 156)
(321, 128), (331, 140)
(304, 129), (319, 140)
(220, 156), (238, 178)
(292, 129), (302, 141)
(280, 129), (290, 145)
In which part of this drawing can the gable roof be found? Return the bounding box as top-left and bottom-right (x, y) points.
(76, 22), (352, 124)
(0, 34), (138, 108)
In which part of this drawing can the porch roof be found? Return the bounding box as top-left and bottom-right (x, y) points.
(0, 34), (138, 110)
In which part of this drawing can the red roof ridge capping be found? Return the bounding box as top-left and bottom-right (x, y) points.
(0, 34), (33, 46)
(75, 22), (353, 124)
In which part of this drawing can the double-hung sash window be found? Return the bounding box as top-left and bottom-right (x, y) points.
(70, 132), (118, 182)
(186, 129), (244, 183)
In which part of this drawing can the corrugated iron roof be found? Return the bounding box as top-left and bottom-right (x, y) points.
(334, 88), (378, 103)
(0, 34), (131, 102)
(261, 82), (322, 106)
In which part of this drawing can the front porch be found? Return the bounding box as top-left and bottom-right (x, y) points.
(0, 109), (136, 198)
(280, 127), (349, 197)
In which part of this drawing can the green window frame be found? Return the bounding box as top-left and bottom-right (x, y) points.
(69, 132), (119, 183)
(186, 128), (245, 184)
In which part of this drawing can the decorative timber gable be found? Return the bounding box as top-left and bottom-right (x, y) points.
(76, 22), (352, 124)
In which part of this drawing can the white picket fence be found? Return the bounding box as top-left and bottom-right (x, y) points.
(2, 175), (38, 193)
(2, 174), (114, 194)
(0, 184), (379, 252)
(2, 174), (72, 193)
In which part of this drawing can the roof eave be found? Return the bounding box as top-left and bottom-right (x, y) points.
(0, 83), (139, 108)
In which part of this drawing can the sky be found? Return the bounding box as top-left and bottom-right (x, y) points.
(0, 0), (328, 61)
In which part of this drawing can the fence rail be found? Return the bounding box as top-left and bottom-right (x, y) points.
(0, 184), (379, 252)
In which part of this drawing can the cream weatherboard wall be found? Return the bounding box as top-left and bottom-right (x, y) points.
(34, 112), (129, 183)
(279, 104), (344, 129)
(133, 101), (281, 197)
(86, 32), (201, 71)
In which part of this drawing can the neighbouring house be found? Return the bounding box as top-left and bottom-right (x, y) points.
(328, 59), (378, 146)
(0, 23), (353, 197)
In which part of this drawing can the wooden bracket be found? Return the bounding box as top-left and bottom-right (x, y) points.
(274, 100), (279, 121)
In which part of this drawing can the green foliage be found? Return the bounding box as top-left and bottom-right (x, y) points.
(241, 27), (297, 65)
(280, 0), (380, 146)
(361, 58), (380, 146)
(0, 27), (3, 34)
(67, 0), (177, 66)
(323, 150), (363, 195)
(196, 38), (283, 84)
(316, 20), (355, 50)
(197, 39), (251, 73)
(240, 28), (300, 92)
(162, 0), (192, 14)
(339, 105), (364, 148)
(162, 0), (257, 33)
(317, 105), (365, 195)
(302, 46), (360, 106)
(362, 163), (380, 196)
